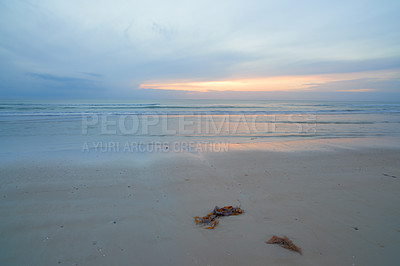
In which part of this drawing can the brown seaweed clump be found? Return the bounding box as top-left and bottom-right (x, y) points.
(195, 206), (243, 229)
(266, 235), (302, 255)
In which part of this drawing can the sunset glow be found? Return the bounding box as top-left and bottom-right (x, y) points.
(139, 69), (400, 93)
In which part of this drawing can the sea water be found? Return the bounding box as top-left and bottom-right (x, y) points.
(1, 100), (399, 158)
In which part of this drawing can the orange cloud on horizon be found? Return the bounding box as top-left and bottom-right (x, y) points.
(139, 69), (400, 92)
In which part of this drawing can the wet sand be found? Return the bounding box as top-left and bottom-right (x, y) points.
(1, 138), (400, 265)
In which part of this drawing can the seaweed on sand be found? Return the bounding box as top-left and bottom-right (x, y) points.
(266, 235), (302, 255)
(195, 206), (243, 229)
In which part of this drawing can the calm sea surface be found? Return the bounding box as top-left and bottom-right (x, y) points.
(1, 100), (399, 155)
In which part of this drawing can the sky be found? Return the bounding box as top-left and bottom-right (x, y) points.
(0, 0), (399, 100)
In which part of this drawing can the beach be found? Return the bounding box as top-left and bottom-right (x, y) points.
(1, 101), (400, 265)
(1, 137), (400, 265)
(2, 0), (400, 264)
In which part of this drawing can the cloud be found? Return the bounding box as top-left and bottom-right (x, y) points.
(338, 89), (376, 92)
(27, 73), (92, 83)
(138, 69), (400, 93)
(78, 72), (104, 78)
(278, 57), (400, 76)
(14, 72), (107, 99)
(0, 0), (399, 100)
(306, 77), (400, 93)
(132, 87), (397, 101)
(151, 23), (174, 40)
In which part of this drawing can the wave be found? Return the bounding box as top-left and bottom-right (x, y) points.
(1, 110), (400, 117)
(1, 101), (400, 116)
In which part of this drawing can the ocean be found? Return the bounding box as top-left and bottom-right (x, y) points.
(1, 100), (400, 156)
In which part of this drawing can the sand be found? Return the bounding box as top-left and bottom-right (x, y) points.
(1, 138), (400, 265)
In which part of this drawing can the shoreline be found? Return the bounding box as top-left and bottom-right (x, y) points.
(2, 136), (400, 166)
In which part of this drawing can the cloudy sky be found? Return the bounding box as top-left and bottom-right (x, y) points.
(0, 0), (399, 100)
